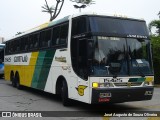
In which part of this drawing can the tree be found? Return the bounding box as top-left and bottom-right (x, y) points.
(70, 0), (95, 12)
(151, 36), (160, 84)
(42, 0), (64, 21)
(15, 32), (23, 36)
(149, 11), (160, 36)
(149, 20), (160, 36)
(158, 11), (160, 19)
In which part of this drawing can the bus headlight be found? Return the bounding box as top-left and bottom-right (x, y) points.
(92, 82), (114, 88)
(92, 82), (99, 88)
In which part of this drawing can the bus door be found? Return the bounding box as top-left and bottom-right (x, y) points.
(76, 38), (90, 103)
(71, 37), (92, 103)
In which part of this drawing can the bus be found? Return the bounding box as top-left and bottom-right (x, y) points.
(0, 43), (5, 78)
(4, 13), (154, 106)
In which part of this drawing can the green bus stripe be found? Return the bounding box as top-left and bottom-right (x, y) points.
(31, 50), (56, 90)
(37, 50), (55, 90)
(129, 78), (145, 82)
(31, 51), (46, 88)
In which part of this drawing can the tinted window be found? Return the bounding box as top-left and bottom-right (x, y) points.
(9, 42), (13, 54)
(29, 34), (39, 50)
(59, 23), (68, 45)
(52, 23), (68, 46)
(52, 26), (60, 46)
(72, 17), (87, 36)
(15, 39), (21, 52)
(40, 31), (45, 48)
(89, 17), (149, 37)
(21, 37), (28, 51)
(45, 29), (52, 47)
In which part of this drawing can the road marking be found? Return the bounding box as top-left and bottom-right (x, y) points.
(102, 117), (110, 120)
(148, 117), (160, 120)
(141, 104), (160, 109)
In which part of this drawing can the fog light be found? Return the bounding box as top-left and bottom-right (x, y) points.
(144, 81), (153, 86)
(92, 82), (99, 88)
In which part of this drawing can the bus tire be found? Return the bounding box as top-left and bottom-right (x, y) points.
(10, 72), (16, 87)
(61, 80), (70, 106)
(0, 75), (4, 79)
(15, 72), (23, 90)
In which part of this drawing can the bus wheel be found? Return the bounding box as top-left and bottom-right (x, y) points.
(15, 73), (22, 90)
(10, 72), (16, 87)
(61, 80), (70, 106)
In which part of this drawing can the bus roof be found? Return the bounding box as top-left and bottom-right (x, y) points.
(7, 12), (145, 41)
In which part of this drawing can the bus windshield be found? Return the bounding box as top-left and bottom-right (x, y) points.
(91, 36), (153, 76)
(71, 15), (153, 78)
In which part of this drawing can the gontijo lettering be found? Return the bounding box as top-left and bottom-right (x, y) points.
(14, 55), (28, 62)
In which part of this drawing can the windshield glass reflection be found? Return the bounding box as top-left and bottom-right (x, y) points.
(128, 38), (153, 75)
(90, 36), (153, 76)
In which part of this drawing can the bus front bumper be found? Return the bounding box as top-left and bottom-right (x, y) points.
(91, 87), (154, 104)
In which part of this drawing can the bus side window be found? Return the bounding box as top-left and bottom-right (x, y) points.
(59, 23), (69, 45)
(52, 26), (60, 46)
(16, 39), (21, 52)
(22, 37), (28, 51)
(45, 29), (52, 47)
(33, 33), (39, 49)
(13, 40), (17, 53)
(40, 31), (46, 48)
(28, 36), (33, 50)
(9, 42), (13, 53)
(72, 17), (87, 36)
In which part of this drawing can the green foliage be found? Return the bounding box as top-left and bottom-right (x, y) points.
(151, 36), (160, 60)
(151, 36), (160, 84)
(149, 20), (160, 35)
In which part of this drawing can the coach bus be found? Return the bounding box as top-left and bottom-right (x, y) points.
(0, 43), (5, 78)
(4, 13), (154, 106)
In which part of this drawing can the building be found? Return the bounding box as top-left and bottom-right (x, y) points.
(0, 37), (4, 43)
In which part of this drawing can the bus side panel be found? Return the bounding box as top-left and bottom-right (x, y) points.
(4, 65), (12, 81)
(44, 50), (66, 94)
(31, 50), (55, 90)
(4, 52), (39, 87)
(21, 52), (39, 87)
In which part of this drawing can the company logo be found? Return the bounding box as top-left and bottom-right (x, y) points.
(76, 85), (87, 96)
(2, 112), (11, 117)
(14, 55), (28, 62)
